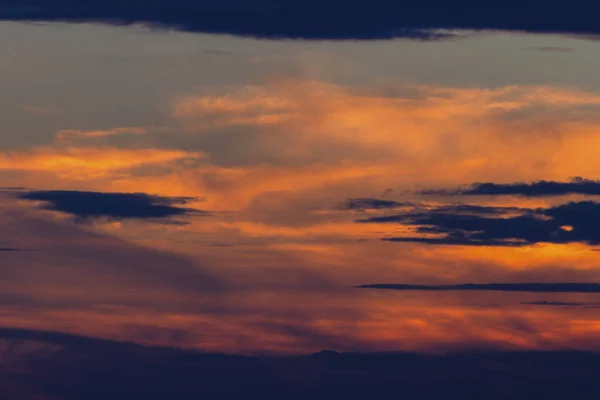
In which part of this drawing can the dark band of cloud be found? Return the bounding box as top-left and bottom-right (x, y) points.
(18, 190), (208, 222)
(8, 326), (600, 400)
(357, 282), (600, 293)
(520, 301), (596, 307)
(1, 1), (600, 40)
(339, 198), (411, 211)
(422, 178), (600, 197)
(356, 197), (600, 247)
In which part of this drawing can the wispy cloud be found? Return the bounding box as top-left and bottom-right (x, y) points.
(0, 147), (203, 180)
(520, 301), (597, 307)
(357, 282), (600, 293)
(55, 127), (148, 142)
(422, 178), (600, 197)
(20, 105), (60, 116)
(338, 198), (411, 211)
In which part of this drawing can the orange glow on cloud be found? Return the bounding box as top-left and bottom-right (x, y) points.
(5, 78), (600, 354)
(0, 146), (203, 180)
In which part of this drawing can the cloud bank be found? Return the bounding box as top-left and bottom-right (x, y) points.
(0, 1), (599, 40)
(6, 326), (600, 400)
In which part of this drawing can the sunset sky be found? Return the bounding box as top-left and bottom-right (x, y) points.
(3, 8), (600, 357)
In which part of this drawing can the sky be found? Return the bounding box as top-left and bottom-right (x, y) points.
(3, 15), (600, 357)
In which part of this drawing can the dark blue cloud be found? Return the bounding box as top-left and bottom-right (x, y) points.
(340, 198), (410, 211)
(520, 301), (595, 307)
(357, 199), (600, 246)
(1, 1), (600, 40)
(18, 190), (207, 222)
(357, 282), (600, 293)
(5, 326), (600, 400)
(423, 178), (600, 197)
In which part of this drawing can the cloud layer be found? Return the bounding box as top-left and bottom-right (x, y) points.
(6, 77), (600, 354)
(1, 1), (600, 40)
(6, 326), (600, 400)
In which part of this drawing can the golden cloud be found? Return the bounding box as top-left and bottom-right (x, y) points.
(172, 80), (600, 186)
(0, 147), (204, 181)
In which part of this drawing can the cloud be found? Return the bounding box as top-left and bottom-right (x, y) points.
(0, 248), (21, 251)
(0, 146), (203, 180)
(55, 127), (147, 142)
(8, 326), (600, 400)
(356, 282), (600, 293)
(20, 105), (60, 115)
(357, 199), (600, 246)
(0, 326), (116, 347)
(424, 178), (600, 197)
(1, 1), (600, 40)
(520, 301), (594, 307)
(170, 80), (600, 177)
(18, 189), (207, 222)
(339, 198), (410, 211)
(0, 1), (455, 40)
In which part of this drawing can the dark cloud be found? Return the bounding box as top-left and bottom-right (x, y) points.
(18, 190), (208, 222)
(357, 200), (600, 246)
(6, 327), (600, 400)
(0, 326), (117, 347)
(0, 248), (22, 251)
(423, 178), (600, 197)
(520, 301), (592, 307)
(340, 198), (410, 211)
(1, 1), (600, 40)
(356, 283), (600, 293)
(382, 236), (527, 246)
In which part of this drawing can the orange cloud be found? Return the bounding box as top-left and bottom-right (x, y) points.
(6, 79), (600, 355)
(0, 146), (203, 181)
(172, 80), (600, 185)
